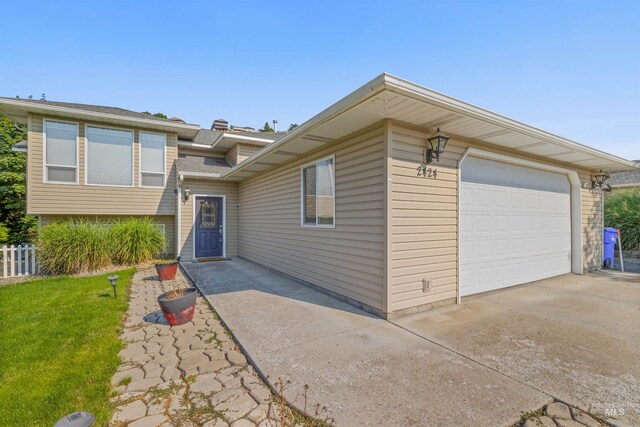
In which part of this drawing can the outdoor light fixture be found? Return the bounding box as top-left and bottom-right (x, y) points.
(424, 127), (449, 164)
(107, 274), (118, 298)
(591, 170), (610, 189)
(183, 187), (192, 201)
(54, 412), (95, 427)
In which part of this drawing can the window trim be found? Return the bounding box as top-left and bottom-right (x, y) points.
(300, 154), (336, 228)
(43, 119), (79, 185)
(84, 124), (135, 188)
(138, 131), (167, 189)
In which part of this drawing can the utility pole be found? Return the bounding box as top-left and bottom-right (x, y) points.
(272, 119), (278, 132)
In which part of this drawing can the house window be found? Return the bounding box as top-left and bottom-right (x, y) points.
(44, 120), (78, 183)
(301, 155), (335, 227)
(140, 132), (166, 187)
(86, 126), (134, 186)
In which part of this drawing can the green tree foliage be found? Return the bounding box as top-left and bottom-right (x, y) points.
(142, 111), (168, 119)
(288, 123), (299, 131)
(605, 189), (640, 251)
(0, 224), (8, 244)
(0, 115), (37, 244)
(259, 121), (275, 132)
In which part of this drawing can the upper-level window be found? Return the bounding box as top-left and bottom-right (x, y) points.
(139, 132), (166, 187)
(301, 155), (335, 227)
(86, 126), (134, 186)
(44, 120), (78, 184)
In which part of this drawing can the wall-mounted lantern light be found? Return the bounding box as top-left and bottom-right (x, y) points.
(183, 187), (192, 201)
(107, 275), (118, 298)
(424, 127), (449, 164)
(591, 170), (610, 189)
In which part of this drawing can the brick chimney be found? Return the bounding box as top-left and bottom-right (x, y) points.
(211, 119), (228, 131)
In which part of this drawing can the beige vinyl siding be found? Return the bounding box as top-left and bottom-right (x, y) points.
(225, 146), (238, 166)
(238, 126), (385, 312)
(28, 114), (177, 215)
(179, 179), (238, 260)
(237, 144), (261, 163)
(40, 214), (175, 256)
(580, 174), (603, 272)
(389, 124), (462, 312)
(225, 144), (263, 166)
(389, 121), (604, 313)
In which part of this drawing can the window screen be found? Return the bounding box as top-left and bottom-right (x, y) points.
(86, 126), (133, 186)
(140, 132), (166, 187)
(45, 121), (77, 183)
(302, 156), (334, 226)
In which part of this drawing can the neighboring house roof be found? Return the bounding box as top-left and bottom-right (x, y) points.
(175, 154), (232, 177)
(222, 73), (639, 181)
(609, 161), (640, 187)
(11, 140), (27, 152)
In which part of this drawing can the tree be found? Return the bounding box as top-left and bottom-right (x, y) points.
(0, 115), (37, 243)
(288, 123), (299, 131)
(259, 121), (274, 132)
(142, 111), (168, 119)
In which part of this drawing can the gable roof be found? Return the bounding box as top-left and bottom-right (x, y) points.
(609, 161), (640, 187)
(222, 73), (639, 181)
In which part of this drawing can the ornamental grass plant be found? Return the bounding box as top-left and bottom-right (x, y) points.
(605, 189), (640, 251)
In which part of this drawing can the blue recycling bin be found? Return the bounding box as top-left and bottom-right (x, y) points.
(603, 227), (618, 269)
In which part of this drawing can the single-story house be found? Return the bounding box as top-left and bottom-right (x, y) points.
(1, 73), (637, 318)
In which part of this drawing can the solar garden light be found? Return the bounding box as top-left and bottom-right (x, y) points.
(108, 274), (119, 298)
(424, 127), (449, 164)
(54, 412), (95, 427)
(591, 170), (610, 189)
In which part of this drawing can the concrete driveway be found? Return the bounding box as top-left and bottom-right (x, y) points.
(183, 259), (640, 426)
(394, 271), (640, 426)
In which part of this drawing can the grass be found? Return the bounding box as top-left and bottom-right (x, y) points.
(0, 268), (135, 426)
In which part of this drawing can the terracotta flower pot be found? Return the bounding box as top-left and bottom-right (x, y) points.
(155, 262), (178, 281)
(157, 288), (198, 326)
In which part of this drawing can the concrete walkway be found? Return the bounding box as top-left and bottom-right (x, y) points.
(182, 259), (551, 427)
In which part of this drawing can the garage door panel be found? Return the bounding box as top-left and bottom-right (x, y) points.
(460, 157), (572, 296)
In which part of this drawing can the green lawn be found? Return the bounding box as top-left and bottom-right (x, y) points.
(0, 269), (135, 426)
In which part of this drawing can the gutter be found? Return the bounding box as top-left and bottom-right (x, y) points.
(210, 132), (275, 150)
(383, 74), (639, 171)
(179, 171), (223, 179)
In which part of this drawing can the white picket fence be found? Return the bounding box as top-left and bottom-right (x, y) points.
(1, 244), (37, 278)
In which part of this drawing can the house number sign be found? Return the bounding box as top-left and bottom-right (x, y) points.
(416, 165), (438, 178)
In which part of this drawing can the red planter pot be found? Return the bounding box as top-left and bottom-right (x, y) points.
(157, 288), (198, 326)
(155, 262), (178, 281)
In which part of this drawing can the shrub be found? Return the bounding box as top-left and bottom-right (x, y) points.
(37, 217), (167, 274)
(109, 217), (166, 264)
(605, 189), (640, 251)
(0, 224), (8, 244)
(38, 220), (112, 275)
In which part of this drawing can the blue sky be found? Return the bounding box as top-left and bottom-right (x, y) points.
(1, 1), (638, 159)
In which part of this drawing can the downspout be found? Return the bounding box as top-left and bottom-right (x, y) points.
(176, 174), (184, 260)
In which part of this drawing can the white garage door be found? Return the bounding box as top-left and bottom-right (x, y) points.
(460, 156), (572, 296)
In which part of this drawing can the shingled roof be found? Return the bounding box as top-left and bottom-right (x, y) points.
(0, 97), (191, 124)
(175, 154), (232, 175)
(609, 161), (640, 187)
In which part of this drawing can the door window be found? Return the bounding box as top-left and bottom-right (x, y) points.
(200, 201), (218, 229)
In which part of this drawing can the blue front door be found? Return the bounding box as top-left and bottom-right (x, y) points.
(195, 197), (223, 258)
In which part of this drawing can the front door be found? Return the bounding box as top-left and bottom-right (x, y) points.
(195, 197), (224, 258)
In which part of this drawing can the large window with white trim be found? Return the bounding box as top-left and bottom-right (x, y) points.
(44, 120), (78, 183)
(139, 132), (166, 187)
(86, 126), (134, 186)
(301, 155), (335, 227)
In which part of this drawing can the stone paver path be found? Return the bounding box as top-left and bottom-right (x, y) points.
(110, 267), (292, 427)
